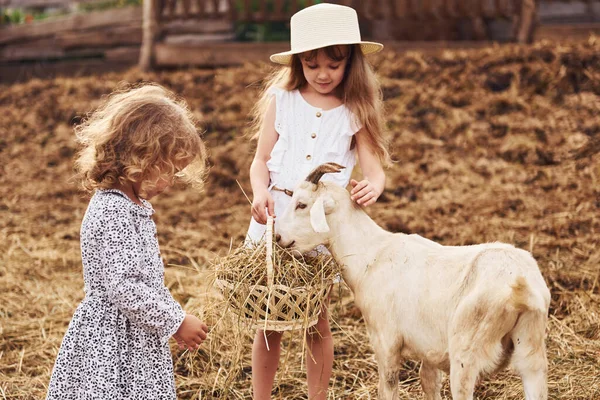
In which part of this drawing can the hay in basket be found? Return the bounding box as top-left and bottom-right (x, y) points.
(214, 216), (340, 331)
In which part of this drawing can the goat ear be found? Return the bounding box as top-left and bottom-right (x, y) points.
(310, 197), (330, 233)
(322, 196), (335, 215)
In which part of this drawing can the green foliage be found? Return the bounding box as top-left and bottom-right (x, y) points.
(0, 0), (140, 26)
(233, 0), (323, 42)
(235, 21), (289, 42)
(1, 8), (25, 25)
(234, 0), (321, 13)
(34, 12), (50, 20)
(77, 0), (141, 13)
(0, 7), (67, 25)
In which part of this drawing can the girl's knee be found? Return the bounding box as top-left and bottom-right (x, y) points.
(255, 330), (283, 346)
(306, 315), (331, 341)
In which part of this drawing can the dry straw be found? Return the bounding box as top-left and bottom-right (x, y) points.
(214, 216), (340, 332)
(2, 38), (600, 399)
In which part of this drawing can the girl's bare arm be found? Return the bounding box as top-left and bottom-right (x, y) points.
(249, 98), (279, 223)
(351, 128), (386, 207)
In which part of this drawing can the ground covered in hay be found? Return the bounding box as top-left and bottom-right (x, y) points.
(1, 37), (599, 399)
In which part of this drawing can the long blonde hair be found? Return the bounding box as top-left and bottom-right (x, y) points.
(75, 83), (207, 194)
(250, 45), (391, 166)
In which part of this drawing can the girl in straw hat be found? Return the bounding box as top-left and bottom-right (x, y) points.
(245, 3), (391, 399)
(46, 84), (209, 400)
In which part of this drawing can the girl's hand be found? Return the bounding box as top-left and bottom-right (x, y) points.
(174, 314), (209, 351)
(251, 188), (275, 224)
(173, 333), (186, 350)
(350, 179), (380, 207)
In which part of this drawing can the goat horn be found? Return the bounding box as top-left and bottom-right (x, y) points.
(305, 162), (345, 184)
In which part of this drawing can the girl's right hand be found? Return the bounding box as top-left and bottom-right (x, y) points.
(251, 189), (275, 224)
(174, 314), (209, 351)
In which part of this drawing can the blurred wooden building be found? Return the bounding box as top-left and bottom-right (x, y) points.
(1, 0), (600, 80)
(139, 0), (533, 70)
(139, 0), (600, 70)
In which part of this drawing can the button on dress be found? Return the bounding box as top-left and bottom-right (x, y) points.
(246, 87), (361, 242)
(47, 189), (185, 400)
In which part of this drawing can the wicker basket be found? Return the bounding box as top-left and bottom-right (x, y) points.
(215, 216), (332, 331)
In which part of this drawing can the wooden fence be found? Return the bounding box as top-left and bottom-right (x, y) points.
(1, 0), (600, 81)
(0, 7), (142, 62)
(139, 0), (544, 70)
(153, 0), (528, 21)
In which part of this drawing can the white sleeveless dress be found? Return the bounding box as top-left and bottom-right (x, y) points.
(246, 87), (361, 243)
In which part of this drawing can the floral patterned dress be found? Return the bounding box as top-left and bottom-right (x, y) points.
(47, 189), (185, 400)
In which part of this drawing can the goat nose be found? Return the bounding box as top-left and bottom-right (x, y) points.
(275, 234), (281, 242)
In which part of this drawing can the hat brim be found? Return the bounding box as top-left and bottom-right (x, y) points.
(269, 41), (383, 65)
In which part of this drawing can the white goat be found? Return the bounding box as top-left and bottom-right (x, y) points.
(276, 163), (551, 400)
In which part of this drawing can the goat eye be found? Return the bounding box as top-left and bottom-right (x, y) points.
(296, 202), (307, 210)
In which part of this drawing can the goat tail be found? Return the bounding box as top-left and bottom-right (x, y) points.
(509, 276), (533, 313)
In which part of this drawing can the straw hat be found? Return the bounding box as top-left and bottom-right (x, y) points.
(270, 3), (384, 65)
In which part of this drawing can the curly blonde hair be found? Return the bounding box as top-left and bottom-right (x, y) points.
(75, 83), (207, 194)
(250, 44), (391, 166)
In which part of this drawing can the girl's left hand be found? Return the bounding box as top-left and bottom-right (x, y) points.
(350, 179), (380, 206)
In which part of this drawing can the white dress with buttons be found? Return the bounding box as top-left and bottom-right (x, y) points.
(246, 87), (361, 243)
